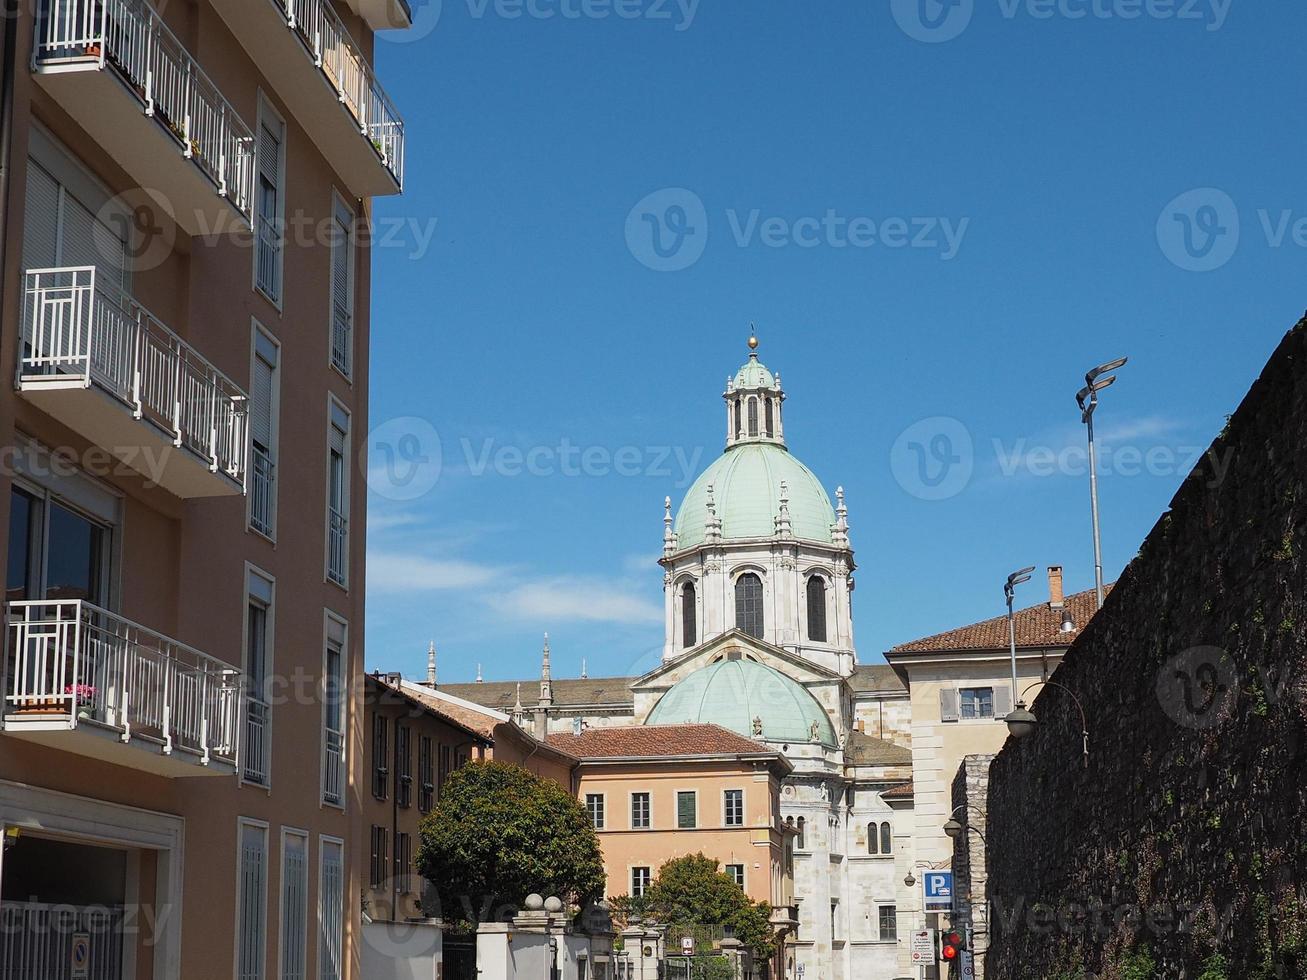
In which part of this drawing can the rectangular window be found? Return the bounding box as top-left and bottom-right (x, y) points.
(369, 825), (388, 889)
(419, 736), (434, 812)
(878, 905), (898, 942)
(249, 326), (279, 538)
(329, 198), (354, 378)
(396, 725), (412, 809)
(237, 821), (268, 980)
(725, 864), (745, 890)
(396, 832), (413, 894)
(677, 791), (697, 829)
(586, 794), (605, 830)
(244, 570), (274, 786)
(631, 867), (651, 898)
(322, 617), (346, 806)
(318, 838), (344, 980)
(959, 687), (995, 720)
(7, 482), (113, 605)
(279, 830), (309, 980)
(631, 792), (651, 829)
(326, 402), (350, 587)
(831, 901), (839, 943)
(439, 744), (452, 790)
(724, 789), (744, 827)
(255, 104), (284, 303)
(372, 714), (389, 800)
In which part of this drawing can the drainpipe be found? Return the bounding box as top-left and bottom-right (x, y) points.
(0, 0), (20, 321)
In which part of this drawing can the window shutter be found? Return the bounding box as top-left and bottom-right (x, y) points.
(258, 121), (281, 187)
(251, 353), (274, 448)
(678, 792), (696, 827)
(993, 685), (1014, 721)
(940, 688), (960, 723)
(23, 162), (60, 271)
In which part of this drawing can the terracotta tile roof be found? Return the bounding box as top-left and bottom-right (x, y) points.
(366, 675), (492, 743)
(848, 664), (907, 693)
(881, 781), (914, 801)
(889, 586), (1110, 654)
(546, 724), (779, 760)
(440, 677), (635, 710)
(845, 731), (912, 766)
(401, 682), (502, 739)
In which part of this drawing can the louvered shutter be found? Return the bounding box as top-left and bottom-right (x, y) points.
(993, 685), (1014, 722)
(258, 121), (281, 190)
(60, 192), (125, 295)
(677, 791), (696, 828)
(22, 162), (60, 271)
(251, 342), (275, 449)
(940, 688), (960, 723)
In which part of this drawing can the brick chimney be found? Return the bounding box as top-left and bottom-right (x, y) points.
(1048, 566), (1064, 608)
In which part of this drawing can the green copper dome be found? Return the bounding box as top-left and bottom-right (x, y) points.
(733, 353), (776, 390)
(674, 443), (835, 549)
(646, 658), (838, 748)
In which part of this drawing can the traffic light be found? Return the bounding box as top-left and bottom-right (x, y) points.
(940, 929), (965, 964)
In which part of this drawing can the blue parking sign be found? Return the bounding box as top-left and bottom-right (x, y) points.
(923, 871), (954, 912)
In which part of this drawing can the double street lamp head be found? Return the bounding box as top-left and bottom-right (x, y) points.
(1004, 566), (1035, 602)
(1076, 356), (1128, 420)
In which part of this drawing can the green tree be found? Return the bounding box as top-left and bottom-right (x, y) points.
(415, 761), (605, 925)
(614, 853), (777, 961)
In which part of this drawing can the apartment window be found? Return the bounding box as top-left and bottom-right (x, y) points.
(329, 198), (355, 377)
(249, 327), (279, 538)
(396, 725), (413, 809)
(735, 573), (764, 639)
(369, 825), (388, 889)
(396, 833), (413, 894)
(586, 794), (605, 830)
(806, 576), (827, 642)
(439, 744), (452, 790)
(680, 581), (696, 648)
(631, 792), (651, 830)
(244, 570), (274, 786)
(318, 838), (344, 980)
(725, 864), (745, 890)
(869, 821), (892, 855)
(677, 791), (697, 829)
(255, 104), (284, 303)
(959, 687), (995, 720)
(322, 617), (347, 806)
(419, 736), (435, 812)
(7, 482), (112, 604)
(631, 867), (651, 898)
(326, 402), (350, 587)
(237, 821), (268, 980)
(279, 831), (309, 980)
(724, 789), (744, 827)
(372, 715), (389, 800)
(878, 905), (898, 942)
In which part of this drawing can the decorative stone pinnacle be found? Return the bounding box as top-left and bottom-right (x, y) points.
(663, 496), (678, 557)
(427, 640), (437, 686)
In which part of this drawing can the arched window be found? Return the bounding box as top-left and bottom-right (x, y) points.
(764, 399), (774, 436)
(806, 576), (828, 642)
(733, 399), (742, 438)
(681, 581), (696, 648)
(868, 823), (879, 855)
(880, 821), (892, 855)
(735, 573), (764, 639)
(868, 821), (892, 855)
(747, 398), (759, 437)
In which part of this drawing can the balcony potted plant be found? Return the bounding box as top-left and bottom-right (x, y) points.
(66, 683), (97, 720)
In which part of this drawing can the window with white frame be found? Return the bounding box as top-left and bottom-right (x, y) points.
(244, 570), (274, 786)
(724, 789), (744, 827)
(255, 103), (284, 303)
(878, 905), (897, 942)
(237, 820), (268, 980)
(326, 402), (350, 587)
(631, 867), (651, 897)
(318, 838), (344, 980)
(725, 864), (745, 890)
(279, 830), (309, 980)
(329, 198), (354, 377)
(249, 326), (279, 538)
(959, 687), (995, 720)
(322, 616), (347, 805)
(630, 792), (651, 829)
(586, 794), (605, 830)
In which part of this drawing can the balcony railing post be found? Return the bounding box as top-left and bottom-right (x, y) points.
(70, 601), (83, 722)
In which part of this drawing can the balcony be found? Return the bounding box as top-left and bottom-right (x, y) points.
(210, 0), (405, 195)
(2, 600), (243, 777)
(31, 0), (255, 236)
(18, 267), (248, 498)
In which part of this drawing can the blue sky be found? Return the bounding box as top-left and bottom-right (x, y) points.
(362, 0), (1307, 684)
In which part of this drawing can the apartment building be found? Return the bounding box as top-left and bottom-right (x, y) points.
(0, 0), (410, 977)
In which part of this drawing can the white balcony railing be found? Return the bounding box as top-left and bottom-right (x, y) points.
(34, 0), (256, 220)
(327, 507), (348, 586)
(331, 304), (351, 377)
(279, 0), (405, 187)
(250, 446), (275, 536)
(323, 725), (344, 804)
(244, 694), (270, 784)
(21, 267), (249, 489)
(3, 600), (243, 768)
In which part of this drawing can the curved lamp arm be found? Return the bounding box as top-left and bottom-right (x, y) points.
(1019, 680), (1090, 767)
(944, 804), (987, 845)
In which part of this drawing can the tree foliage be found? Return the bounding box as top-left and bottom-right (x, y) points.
(415, 761), (605, 925)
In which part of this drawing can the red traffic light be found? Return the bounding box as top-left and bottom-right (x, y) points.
(940, 930), (965, 961)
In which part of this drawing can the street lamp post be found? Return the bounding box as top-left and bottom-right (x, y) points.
(1004, 566), (1035, 707)
(1076, 357), (1128, 610)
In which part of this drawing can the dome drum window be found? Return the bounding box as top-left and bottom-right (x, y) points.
(680, 580), (697, 648)
(806, 576), (828, 642)
(735, 572), (764, 639)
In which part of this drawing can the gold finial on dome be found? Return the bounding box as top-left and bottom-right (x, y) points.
(747, 324), (759, 351)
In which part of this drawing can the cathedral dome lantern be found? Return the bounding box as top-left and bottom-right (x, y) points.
(725, 334), (786, 449)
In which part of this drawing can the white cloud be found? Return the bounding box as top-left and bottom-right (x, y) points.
(487, 576), (662, 626)
(367, 552), (504, 593)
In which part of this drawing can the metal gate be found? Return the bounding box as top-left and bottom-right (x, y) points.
(443, 937), (476, 980)
(0, 902), (124, 980)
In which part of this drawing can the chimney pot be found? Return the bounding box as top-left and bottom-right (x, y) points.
(1048, 566), (1065, 608)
